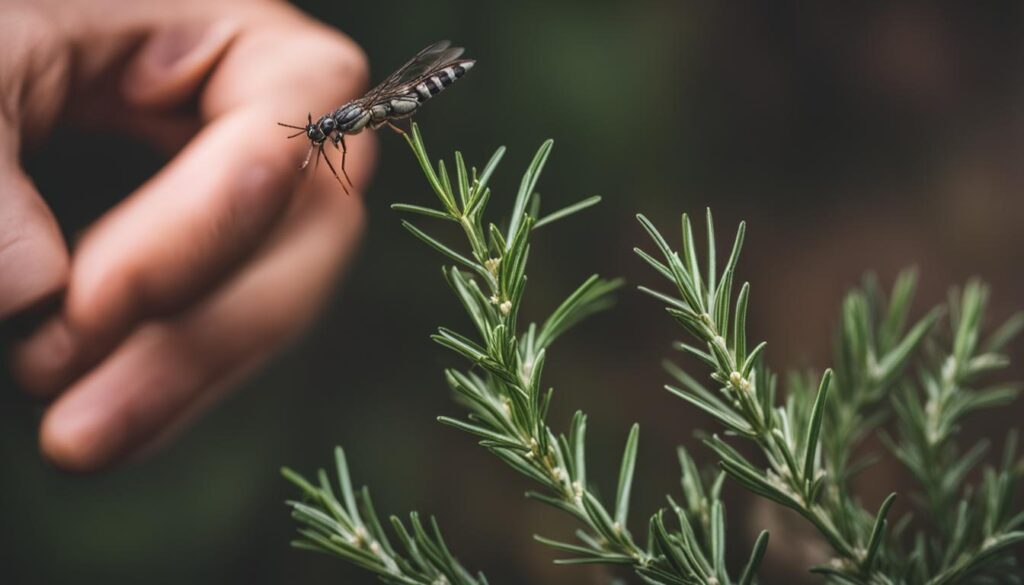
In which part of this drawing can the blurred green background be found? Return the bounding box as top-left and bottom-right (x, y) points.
(4, 1), (1024, 583)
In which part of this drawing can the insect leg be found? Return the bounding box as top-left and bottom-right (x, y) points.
(336, 134), (354, 188)
(300, 144), (315, 169)
(385, 120), (408, 136)
(320, 144), (350, 195)
(312, 144), (322, 177)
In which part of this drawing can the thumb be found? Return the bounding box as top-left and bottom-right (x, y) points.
(0, 140), (69, 321)
(0, 5), (73, 322)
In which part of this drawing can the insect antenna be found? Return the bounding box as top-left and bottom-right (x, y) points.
(278, 113), (314, 138)
(277, 122), (307, 138)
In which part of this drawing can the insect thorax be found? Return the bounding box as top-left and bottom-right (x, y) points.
(333, 102), (371, 133)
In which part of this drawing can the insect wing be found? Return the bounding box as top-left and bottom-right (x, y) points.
(391, 60), (476, 98)
(365, 40), (466, 100)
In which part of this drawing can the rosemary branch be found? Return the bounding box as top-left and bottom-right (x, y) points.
(396, 125), (770, 583)
(282, 127), (1023, 585)
(637, 212), (1024, 584)
(284, 126), (770, 584)
(283, 447), (489, 585)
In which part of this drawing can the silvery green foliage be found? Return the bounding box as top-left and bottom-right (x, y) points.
(283, 447), (488, 585)
(284, 127), (1023, 584)
(284, 126), (769, 584)
(637, 214), (1024, 584)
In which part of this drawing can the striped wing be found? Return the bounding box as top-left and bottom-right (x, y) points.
(365, 40), (467, 101)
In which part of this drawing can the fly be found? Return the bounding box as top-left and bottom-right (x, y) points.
(278, 40), (475, 194)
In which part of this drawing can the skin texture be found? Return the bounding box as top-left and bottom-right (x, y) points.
(0, 0), (375, 471)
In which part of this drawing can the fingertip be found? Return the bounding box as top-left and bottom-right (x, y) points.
(39, 397), (116, 473)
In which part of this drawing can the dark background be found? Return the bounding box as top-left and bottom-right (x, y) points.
(3, 1), (1024, 583)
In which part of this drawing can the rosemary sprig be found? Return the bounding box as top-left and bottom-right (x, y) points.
(825, 270), (939, 493)
(283, 127), (1023, 583)
(885, 281), (1024, 583)
(637, 211), (1024, 584)
(394, 125), (768, 583)
(282, 447), (488, 585)
(283, 126), (770, 584)
(636, 212), (879, 571)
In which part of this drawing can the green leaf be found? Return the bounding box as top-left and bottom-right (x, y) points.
(614, 424), (640, 528)
(665, 384), (754, 436)
(875, 307), (940, 387)
(713, 221), (747, 338)
(334, 447), (362, 527)
(537, 275), (622, 349)
(476, 146), (506, 194)
(634, 247), (674, 282)
(878, 268), (917, 352)
(705, 208), (717, 294)
(534, 195), (602, 229)
(570, 411), (588, 487)
(733, 282), (750, 365)
(281, 466), (319, 498)
(741, 341), (767, 379)
(391, 202), (455, 221)
(984, 311), (1024, 353)
(438, 416), (525, 449)
(405, 123), (457, 213)
(709, 500), (726, 582)
(863, 492), (897, 571)
(506, 139), (553, 246)
(802, 369), (833, 484)
(680, 213), (703, 301)
(402, 220), (482, 274)
(738, 530), (769, 585)
(455, 150), (471, 209)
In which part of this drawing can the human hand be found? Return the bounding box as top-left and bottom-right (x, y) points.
(1, 0), (374, 471)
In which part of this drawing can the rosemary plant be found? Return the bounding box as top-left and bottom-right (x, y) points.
(284, 125), (769, 584)
(636, 214), (1024, 584)
(283, 126), (1023, 584)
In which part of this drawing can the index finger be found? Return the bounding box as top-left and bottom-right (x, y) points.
(13, 12), (374, 395)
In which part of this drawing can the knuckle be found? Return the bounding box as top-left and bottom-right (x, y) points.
(260, 0), (370, 80)
(67, 252), (146, 333)
(0, 3), (69, 127)
(266, 2), (370, 93)
(0, 3), (60, 64)
(329, 37), (370, 91)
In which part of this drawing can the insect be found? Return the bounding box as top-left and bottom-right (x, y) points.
(278, 40), (475, 193)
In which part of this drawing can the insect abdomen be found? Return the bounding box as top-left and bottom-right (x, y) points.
(414, 61), (475, 102)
